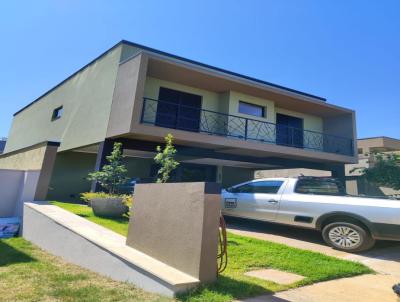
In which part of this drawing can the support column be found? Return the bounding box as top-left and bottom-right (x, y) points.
(329, 164), (346, 190)
(216, 165), (223, 184)
(90, 139), (116, 192)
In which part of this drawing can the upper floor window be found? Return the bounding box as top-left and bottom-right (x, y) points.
(238, 101), (265, 118)
(51, 106), (63, 121)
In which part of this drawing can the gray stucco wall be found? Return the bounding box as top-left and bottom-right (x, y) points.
(127, 182), (221, 283)
(5, 46), (123, 153)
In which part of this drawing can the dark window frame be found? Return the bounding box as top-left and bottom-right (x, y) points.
(238, 101), (265, 118)
(51, 106), (63, 121)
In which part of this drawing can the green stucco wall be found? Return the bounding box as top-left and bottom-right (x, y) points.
(5, 46), (123, 153)
(47, 152), (153, 201)
(47, 151), (97, 201)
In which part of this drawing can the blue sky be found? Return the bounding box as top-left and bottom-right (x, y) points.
(1, 1), (399, 139)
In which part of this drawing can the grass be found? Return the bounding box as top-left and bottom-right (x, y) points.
(52, 201), (373, 302)
(0, 237), (172, 302)
(52, 201), (129, 235)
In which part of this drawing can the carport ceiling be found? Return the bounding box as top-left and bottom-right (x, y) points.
(180, 158), (276, 169)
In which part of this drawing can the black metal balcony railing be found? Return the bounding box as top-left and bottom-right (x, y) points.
(141, 97), (354, 156)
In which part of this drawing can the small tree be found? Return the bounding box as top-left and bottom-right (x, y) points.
(154, 134), (179, 183)
(356, 152), (400, 190)
(88, 142), (129, 194)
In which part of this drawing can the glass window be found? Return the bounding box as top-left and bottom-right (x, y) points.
(238, 101), (265, 117)
(295, 178), (346, 196)
(52, 106), (63, 121)
(234, 181), (283, 194)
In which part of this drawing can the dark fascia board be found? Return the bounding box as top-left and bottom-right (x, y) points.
(14, 39), (326, 117)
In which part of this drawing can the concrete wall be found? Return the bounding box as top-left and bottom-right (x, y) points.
(23, 202), (199, 297)
(5, 46), (122, 153)
(0, 170), (39, 217)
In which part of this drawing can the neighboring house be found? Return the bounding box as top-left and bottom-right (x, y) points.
(0, 138), (6, 154)
(4, 40), (357, 201)
(346, 136), (400, 198)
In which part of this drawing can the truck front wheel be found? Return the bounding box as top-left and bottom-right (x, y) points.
(322, 222), (375, 253)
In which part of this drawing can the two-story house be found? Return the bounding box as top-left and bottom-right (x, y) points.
(4, 40), (357, 200)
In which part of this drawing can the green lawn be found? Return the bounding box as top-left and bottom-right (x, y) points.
(0, 237), (172, 302)
(51, 201), (373, 302)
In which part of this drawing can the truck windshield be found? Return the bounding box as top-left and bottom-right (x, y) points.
(295, 179), (346, 196)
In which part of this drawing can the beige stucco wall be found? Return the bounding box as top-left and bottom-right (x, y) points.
(275, 107), (323, 132)
(255, 168), (331, 179)
(143, 77), (324, 145)
(143, 77), (323, 129)
(227, 91), (275, 122)
(144, 76), (222, 112)
(5, 46), (123, 153)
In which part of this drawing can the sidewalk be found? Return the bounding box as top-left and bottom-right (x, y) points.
(238, 274), (398, 302)
(227, 219), (400, 302)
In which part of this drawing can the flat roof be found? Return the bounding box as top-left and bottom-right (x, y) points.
(358, 136), (400, 142)
(14, 40), (326, 116)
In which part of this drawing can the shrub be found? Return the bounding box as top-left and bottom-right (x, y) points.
(87, 142), (129, 193)
(80, 192), (111, 203)
(80, 192), (133, 208)
(154, 134), (179, 183)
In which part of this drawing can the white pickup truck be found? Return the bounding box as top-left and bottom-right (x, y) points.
(221, 176), (400, 252)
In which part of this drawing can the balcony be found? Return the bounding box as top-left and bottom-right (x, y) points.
(140, 98), (354, 156)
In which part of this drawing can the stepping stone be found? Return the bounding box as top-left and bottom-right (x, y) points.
(244, 269), (305, 285)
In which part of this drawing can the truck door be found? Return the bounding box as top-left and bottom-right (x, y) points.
(223, 180), (284, 221)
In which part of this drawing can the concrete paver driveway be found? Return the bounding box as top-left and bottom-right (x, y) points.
(226, 217), (400, 302)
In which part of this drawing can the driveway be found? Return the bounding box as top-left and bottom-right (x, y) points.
(226, 216), (400, 302)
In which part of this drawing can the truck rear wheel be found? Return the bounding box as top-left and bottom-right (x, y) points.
(322, 222), (375, 253)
